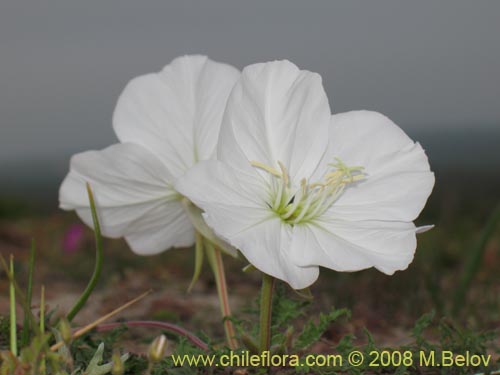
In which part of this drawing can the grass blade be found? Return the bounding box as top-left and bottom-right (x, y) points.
(0, 254), (40, 337)
(21, 239), (36, 346)
(66, 183), (104, 322)
(51, 290), (152, 351)
(9, 255), (18, 356)
(40, 285), (46, 374)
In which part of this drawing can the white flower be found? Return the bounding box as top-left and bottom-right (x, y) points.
(59, 55), (240, 254)
(176, 60), (435, 289)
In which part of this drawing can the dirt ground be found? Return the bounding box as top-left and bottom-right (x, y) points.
(1, 210), (499, 357)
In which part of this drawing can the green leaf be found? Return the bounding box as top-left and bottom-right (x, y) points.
(84, 343), (129, 375)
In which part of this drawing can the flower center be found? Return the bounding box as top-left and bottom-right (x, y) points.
(251, 159), (365, 224)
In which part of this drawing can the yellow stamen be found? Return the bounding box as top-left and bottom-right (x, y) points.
(277, 161), (289, 186)
(250, 161), (282, 177)
(250, 158), (365, 224)
(301, 178), (307, 196)
(309, 182), (325, 189)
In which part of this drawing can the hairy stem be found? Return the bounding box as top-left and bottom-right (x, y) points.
(259, 273), (275, 354)
(96, 320), (209, 351)
(205, 241), (238, 350)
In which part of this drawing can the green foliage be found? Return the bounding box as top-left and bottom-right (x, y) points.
(2, 193), (499, 374)
(0, 328), (128, 375)
(294, 308), (350, 351)
(295, 310), (499, 375)
(0, 188), (130, 374)
(411, 310), (436, 350)
(0, 317), (9, 351)
(271, 284), (309, 330)
(71, 326), (128, 370)
(3, 261), (499, 375)
(84, 343), (129, 375)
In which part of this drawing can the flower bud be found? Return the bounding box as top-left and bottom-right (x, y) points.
(111, 350), (125, 375)
(148, 335), (167, 363)
(58, 318), (72, 344)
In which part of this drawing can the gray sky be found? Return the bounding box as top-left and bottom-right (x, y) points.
(1, 0), (499, 165)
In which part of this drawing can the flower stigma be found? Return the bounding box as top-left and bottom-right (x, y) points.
(251, 159), (365, 225)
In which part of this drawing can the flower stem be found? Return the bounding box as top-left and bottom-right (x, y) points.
(205, 241), (238, 350)
(259, 273), (275, 354)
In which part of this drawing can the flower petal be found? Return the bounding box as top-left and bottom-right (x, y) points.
(328, 111), (435, 221)
(291, 220), (420, 275)
(124, 201), (195, 254)
(233, 218), (320, 290)
(175, 160), (319, 289)
(113, 55), (240, 178)
(175, 160), (270, 228)
(218, 60), (330, 184)
(59, 143), (194, 254)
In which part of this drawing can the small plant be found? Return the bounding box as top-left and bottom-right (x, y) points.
(0, 186), (138, 374)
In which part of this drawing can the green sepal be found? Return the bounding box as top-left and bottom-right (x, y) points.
(242, 264), (257, 273)
(292, 287), (314, 301)
(187, 232), (204, 293)
(181, 198), (237, 257)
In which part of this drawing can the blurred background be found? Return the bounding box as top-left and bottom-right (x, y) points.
(1, 0), (499, 206)
(0, 0), (499, 346)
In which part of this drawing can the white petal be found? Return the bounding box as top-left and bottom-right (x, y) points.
(218, 60), (330, 184)
(231, 218), (319, 290)
(59, 143), (194, 253)
(175, 160), (270, 229)
(175, 160), (318, 289)
(291, 220), (419, 275)
(328, 111), (435, 221)
(113, 55), (240, 178)
(124, 202), (195, 254)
